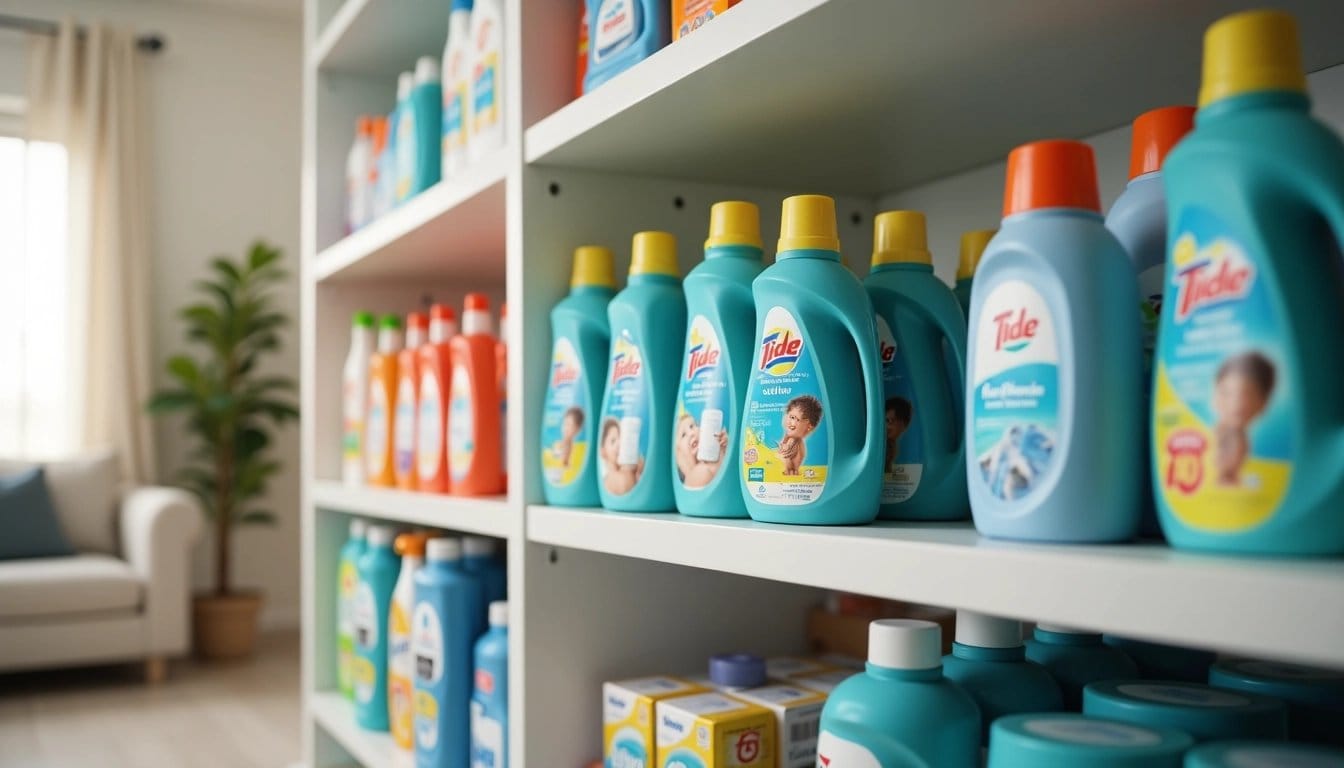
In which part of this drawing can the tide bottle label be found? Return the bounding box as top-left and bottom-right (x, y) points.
(970, 281), (1060, 501)
(418, 370), (444, 482)
(352, 582), (379, 705)
(1155, 209), (1291, 531)
(741, 307), (829, 505)
(674, 316), (732, 490)
(388, 600), (414, 748)
(394, 376), (417, 479)
(337, 560), (359, 695)
(365, 380), (390, 477)
(542, 337), (591, 488)
(599, 333), (650, 497)
(449, 364), (476, 481)
(412, 602), (445, 750)
(876, 316), (924, 504)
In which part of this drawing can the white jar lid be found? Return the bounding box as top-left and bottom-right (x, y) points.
(957, 610), (1023, 649)
(869, 619), (941, 670)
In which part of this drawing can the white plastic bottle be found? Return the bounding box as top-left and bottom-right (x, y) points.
(467, 0), (505, 161)
(392, 70), (416, 205)
(345, 116), (372, 233)
(342, 311), (376, 485)
(441, 0), (474, 179)
(388, 533), (426, 753)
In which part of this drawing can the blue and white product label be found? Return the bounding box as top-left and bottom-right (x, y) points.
(472, 53), (498, 126)
(449, 364), (474, 482)
(412, 602), (444, 750)
(877, 315), (923, 503)
(394, 376), (416, 476)
(471, 700), (504, 768)
(971, 280), (1059, 501)
(592, 0), (637, 62)
(674, 315), (732, 490)
(815, 731), (882, 767)
(742, 307), (829, 505)
(417, 370), (443, 480)
(609, 726), (648, 768)
(1115, 683), (1249, 708)
(352, 582), (378, 704)
(1022, 717), (1161, 747)
(395, 109), (414, 198)
(541, 337), (591, 488)
(598, 332), (650, 497)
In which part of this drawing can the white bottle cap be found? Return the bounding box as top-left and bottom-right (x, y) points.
(1036, 623), (1086, 635)
(366, 524), (395, 548)
(462, 309), (492, 336)
(463, 536), (496, 557)
(426, 536), (462, 562)
(349, 518), (366, 540)
(396, 71), (413, 100)
(868, 619), (942, 670)
(415, 56), (439, 84)
(956, 611), (1023, 649)
(488, 600), (508, 628)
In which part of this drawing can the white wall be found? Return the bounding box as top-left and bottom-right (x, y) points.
(0, 0), (304, 629)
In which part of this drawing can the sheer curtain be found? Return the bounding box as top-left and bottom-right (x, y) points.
(25, 19), (156, 483)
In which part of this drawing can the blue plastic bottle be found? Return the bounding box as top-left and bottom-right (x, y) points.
(1186, 741), (1344, 768)
(540, 246), (617, 507)
(954, 230), (994, 318)
(583, 0), (668, 93)
(597, 231), (685, 512)
(413, 538), (485, 768)
(1084, 680), (1287, 742)
(1102, 636), (1214, 683)
(988, 713), (1193, 768)
(864, 211), (969, 520)
(462, 536), (506, 607)
(1209, 659), (1344, 746)
(337, 518), (366, 700)
(966, 139), (1142, 542)
(673, 202), (764, 519)
(1153, 9), (1344, 556)
(817, 619), (980, 767)
(941, 611), (1063, 745)
(399, 56), (442, 199)
(471, 601), (509, 768)
(741, 195), (883, 525)
(1025, 625), (1138, 710)
(353, 524), (400, 731)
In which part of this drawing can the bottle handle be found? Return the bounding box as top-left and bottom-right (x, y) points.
(925, 294), (970, 465)
(838, 296), (885, 495)
(1303, 147), (1344, 439)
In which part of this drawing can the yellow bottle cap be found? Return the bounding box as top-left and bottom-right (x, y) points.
(778, 194), (840, 254)
(871, 210), (931, 267)
(1199, 9), (1306, 107)
(571, 245), (616, 288)
(957, 229), (996, 280)
(705, 201), (764, 250)
(630, 231), (679, 277)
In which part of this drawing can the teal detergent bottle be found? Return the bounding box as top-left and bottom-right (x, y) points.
(353, 525), (400, 731)
(941, 611), (1063, 745)
(1153, 9), (1344, 556)
(817, 619), (980, 767)
(966, 139), (1142, 542)
(597, 232), (685, 512)
(1084, 680), (1287, 742)
(583, 0), (668, 93)
(1186, 741), (1344, 767)
(391, 71), (414, 205)
(540, 247), (617, 507)
(336, 518), (366, 700)
(864, 211), (969, 520)
(471, 601), (509, 768)
(413, 538), (486, 768)
(402, 55), (442, 198)
(741, 195), (883, 525)
(1106, 105), (1196, 539)
(1025, 625), (1138, 710)
(463, 536), (506, 607)
(673, 202), (764, 519)
(1209, 659), (1344, 746)
(988, 713), (1193, 768)
(1102, 636), (1214, 683)
(953, 230), (994, 318)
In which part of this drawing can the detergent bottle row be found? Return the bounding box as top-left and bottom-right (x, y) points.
(440, 0), (505, 179)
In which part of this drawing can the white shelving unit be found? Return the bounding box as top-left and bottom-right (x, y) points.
(301, 1), (1344, 766)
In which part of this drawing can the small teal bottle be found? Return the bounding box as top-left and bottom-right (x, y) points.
(1025, 625), (1138, 710)
(462, 536), (506, 607)
(353, 525), (400, 731)
(413, 538), (485, 768)
(1084, 680), (1287, 742)
(1102, 636), (1214, 683)
(942, 611), (1063, 745)
(673, 202), (764, 519)
(404, 56), (442, 197)
(988, 713), (1193, 767)
(1209, 659), (1344, 745)
(597, 232), (685, 512)
(540, 247), (617, 507)
(1185, 741), (1344, 767)
(583, 0), (668, 93)
(954, 230), (994, 318)
(966, 139), (1142, 542)
(471, 601), (509, 768)
(817, 619), (980, 767)
(864, 211), (969, 520)
(741, 195), (884, 525)
(1153, 9), (1344, 556)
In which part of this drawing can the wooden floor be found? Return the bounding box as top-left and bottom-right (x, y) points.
(0, 631), (300, 768)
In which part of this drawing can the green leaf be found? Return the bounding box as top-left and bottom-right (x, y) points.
(238, 509), (278, 526)
(146, 389), (196, 413)
(254, 399), (299, 423)
(166, 356), (203, 388)
(247, 243), (281, 272)
(210, 257), (242, 286)
(194, 279), (234, 311)
(236, 427), (270, 459)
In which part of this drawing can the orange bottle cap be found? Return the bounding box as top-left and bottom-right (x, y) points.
(406, 311), (428, 330)
(430, 303), (456, 321)
(1003, 140), (1101, 217)
(1128, 106), (1196, 180)
(464, 293), (490, 311)
(394, 532), (427, 557)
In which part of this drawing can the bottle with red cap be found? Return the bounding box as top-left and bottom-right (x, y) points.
(448, 293), (504, 495)
(417, 304), (458, 493)
(395, 311), (429, 490)
(965, 139), (1142, 542)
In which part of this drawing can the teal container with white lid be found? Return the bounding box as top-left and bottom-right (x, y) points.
(1185, 740), (1344, 767)
(1025, 625), (1138, 709)
(941, 611), (1063, 745)
(988, 713), (1192, 767)
(1084, 680), (1287, 742)
(1208, 659), (1344, 746)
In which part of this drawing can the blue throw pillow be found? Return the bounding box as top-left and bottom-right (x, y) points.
(0, 467), (75, 560)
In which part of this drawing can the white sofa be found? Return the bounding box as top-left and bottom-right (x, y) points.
(0, 451), (203, 680)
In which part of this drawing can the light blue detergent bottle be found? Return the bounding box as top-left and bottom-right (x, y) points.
(471, 601), (509, 768)
(401, 55), (442, 198)
(941, 611), (1063, 745)
(1153, 9), (1344, 556)
(583, 0), (668, 93)
(1102, 636), (1214, 683)
(1084, 680), (1287, 742)
(1186, 741), (1344, 768)
(1209, 659), (1344, 746)
(741, 195), (883, 525)
(966, 139), (1142, 542)
(817, 619), (980, 767)
(863, 211), (969, 520)
(462, 536), (506, 607)
(954, 230), (995, 318)
(353, 525), (400, 731)
(1025, 625), (1138, 710)
(673, 202), (764, 519)
(597, 232), (685, 512)
(1106, 105), (1196, 539)
(390, 71), (414, 206)
(988, 712), (1193, 768)
(540, 246), (617, 507)
(413, 538), (486, 768)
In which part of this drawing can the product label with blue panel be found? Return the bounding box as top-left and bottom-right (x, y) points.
(742, 307), (828, 505)
(592, 0), (637, 62)
(876, 316), (924, 503)
(412, 602), (444, 749)
(541, 338), (591, 488)
(971, 280), (1060, 501)
(472, 24), (499, 132)
(600, 333), (650, 497)
(675, 316), (732, 490)
(394, 376), (416, 476)
(352, 582), (379, 704)
(417, 370), (443, 479)
(448, 364), (474, 481)
(1155, 208), (1292, 531)
(443, 60), (466, 154)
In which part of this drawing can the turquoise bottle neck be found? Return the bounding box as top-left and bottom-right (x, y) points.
(705, 244), (764, 261)
(1035, 629), (1102, 647)
(952, 642), (1027, 662)
(869, 261), (934, 276)
(569, 284), (616, 299)
(628, 273), (680, 287)
(866, 661), (943, 682)
(1199, 90), (1310, 123)
(776, 247), (842, 263)
(1002, 207), (1103, 226)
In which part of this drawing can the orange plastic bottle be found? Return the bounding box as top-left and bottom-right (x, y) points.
(496, 302), (508, 491)
(448, 293), (503, 495)
(416, 304), (458, 493)
(394, 312), (428, 490)
(365, 315), (403, 487)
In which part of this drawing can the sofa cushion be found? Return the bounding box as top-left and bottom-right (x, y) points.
(0, 553), (142, 619)
(0, 467), (75, 561)
(0, 450), (120, 554)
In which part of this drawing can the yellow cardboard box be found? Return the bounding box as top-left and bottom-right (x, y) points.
(605, 676), (708, 768)
(656, 691), (775, 768)
(730, 685), (826, 768)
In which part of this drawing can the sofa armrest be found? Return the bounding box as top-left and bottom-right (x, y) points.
(120, 486), (204, 655)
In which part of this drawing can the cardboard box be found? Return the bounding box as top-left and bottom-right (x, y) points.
(605, 676), (708, 768)
(730, 685), (826, 768)
(656, 692), (775, 768)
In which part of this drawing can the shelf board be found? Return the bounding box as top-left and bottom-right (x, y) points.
(311, 480), (513, 538)
(526, 0), (1344, 196)
(311, 691), (393, 767)
(313, 0), (450, 76)
(527, 506), (1344, 667)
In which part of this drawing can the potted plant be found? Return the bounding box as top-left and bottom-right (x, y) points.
(147, 242), (298, 659)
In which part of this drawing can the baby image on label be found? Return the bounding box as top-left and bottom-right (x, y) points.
(448, 365), (474, 482)
(971, 280), (1060, 501)
(742, 307), (828, 505)
(599, 333), (649, 496)
(540, 337), (590, 488)
(674, 316), (731, 489)
(1155, 208), (1291, 532)
(877, 316), (923, 503)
